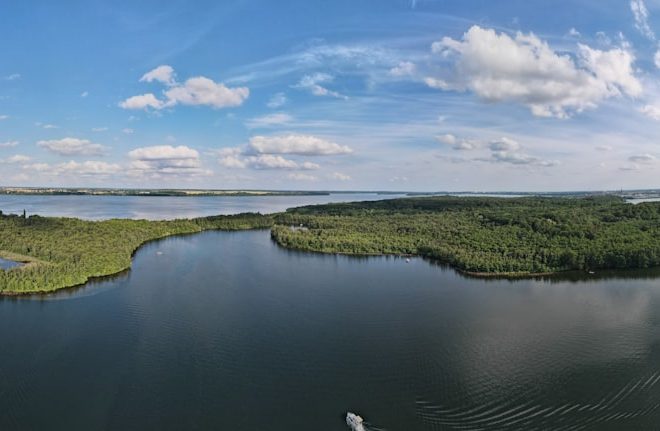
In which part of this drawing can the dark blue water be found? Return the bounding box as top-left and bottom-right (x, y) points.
(2, 230), (660, 430)
(0, 193), (404, 220)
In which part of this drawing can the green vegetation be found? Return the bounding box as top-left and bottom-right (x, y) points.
(0, 213), (272, 294)
(272, 196), (660, 275)
(4, 195), (660, 294)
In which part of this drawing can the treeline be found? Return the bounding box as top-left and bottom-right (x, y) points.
(271, 196), (660, 274)
(4, 195), (660, 294)
(0, 213), (273, 294)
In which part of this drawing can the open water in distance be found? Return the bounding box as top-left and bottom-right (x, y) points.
(0, 193), (404, 220)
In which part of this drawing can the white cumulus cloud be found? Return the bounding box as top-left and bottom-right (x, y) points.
(489, 137), (521, 152)
(37, 138), (106, 156)
(220, 154), (319, 171)
(437, 134), (478, 150)
(164, 77), (249, 108)
(389, 61), (416, 77)
(216, 134), (351, 171)
(128, 145), (208, 177)
(248, 134), (352, 156)
(427, 26), (642, 118)
(7, 155), (30, 163)
(140, 65), (176, 86)
(120, 66), (249, 110)
(639, 104), (660, 120)
(485, 138), (556, 166)
(119, 93), (165, 110)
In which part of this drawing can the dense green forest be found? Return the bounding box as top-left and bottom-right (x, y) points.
(272, 196), (660, 275)
(0, 213), (273, 294)
(3, 195), (660, 294)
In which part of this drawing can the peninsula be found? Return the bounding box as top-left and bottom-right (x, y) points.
(2, 195), (660, 294)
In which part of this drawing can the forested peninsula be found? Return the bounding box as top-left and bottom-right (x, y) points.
(3, 195), (660, 294)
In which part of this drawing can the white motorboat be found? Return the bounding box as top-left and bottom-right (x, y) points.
(346, 412), (366, 430)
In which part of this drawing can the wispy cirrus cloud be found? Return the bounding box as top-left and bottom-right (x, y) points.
(294, 73), (347, 99)
(288, 173), (317, 181)
(22, 160), (121, 177)
(267, 92), (288, 108)
(245, 112), (293, 128)
(631, 0), (655, 40)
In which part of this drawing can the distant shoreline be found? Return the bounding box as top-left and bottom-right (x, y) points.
(0, 188), (332, 197)
(1, 187), (660, 200)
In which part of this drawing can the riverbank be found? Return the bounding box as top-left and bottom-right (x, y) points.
(0, 213), (274, 294)
(3, 195), (660, 295)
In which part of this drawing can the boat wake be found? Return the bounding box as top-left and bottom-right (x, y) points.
(415, 371), (660, 430)
(346, 412), (385, 431)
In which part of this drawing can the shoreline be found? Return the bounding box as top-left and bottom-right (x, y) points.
(4, 194), (660, 295)
(3, 226), (658, 297)
(0, 228), (272, 297)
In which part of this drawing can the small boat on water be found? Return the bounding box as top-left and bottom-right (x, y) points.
(346, 412), (366, 430)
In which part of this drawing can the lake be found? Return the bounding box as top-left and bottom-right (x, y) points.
(2, 230), (660, 430)
(0, 193), (404, 220)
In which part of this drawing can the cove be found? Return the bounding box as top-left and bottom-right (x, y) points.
(2, 230), (660, 430)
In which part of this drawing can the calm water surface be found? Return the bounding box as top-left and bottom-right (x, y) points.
(0, 193), (404, 220)
(0, 258), (21, 270)
(2, 230), (660, 430)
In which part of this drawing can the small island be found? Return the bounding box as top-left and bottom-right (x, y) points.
(2, 195), (660, 294)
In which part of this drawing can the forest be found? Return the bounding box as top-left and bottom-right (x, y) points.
(271, 195), (660, 275)
(3, 195), (660, 294)
(0, 212), (273, 294)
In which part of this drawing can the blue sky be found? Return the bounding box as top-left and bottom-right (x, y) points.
(1, 0), (660, 191)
